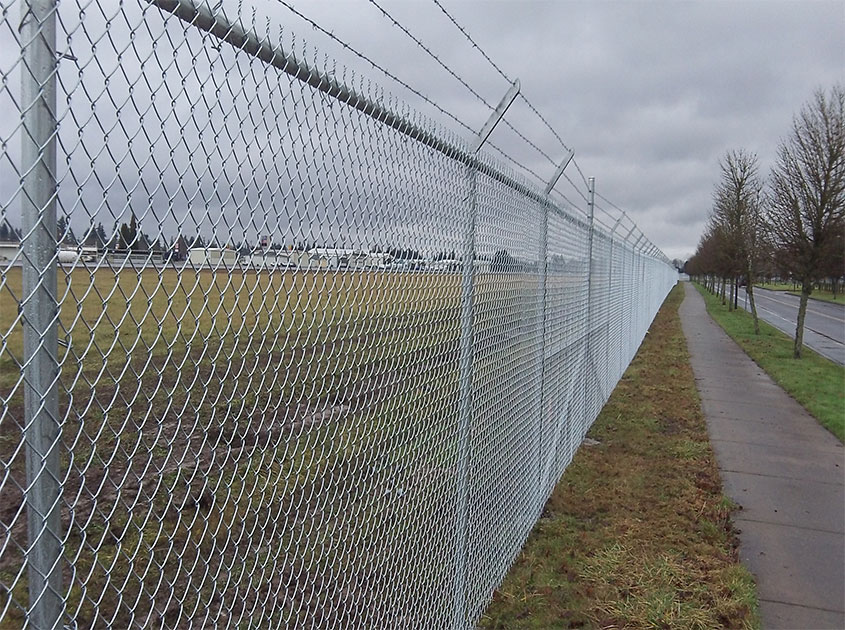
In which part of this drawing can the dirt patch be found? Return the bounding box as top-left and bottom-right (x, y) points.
(0, 321), (461, 626)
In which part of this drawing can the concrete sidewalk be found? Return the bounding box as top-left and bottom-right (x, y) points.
(679, 282), (844, 629)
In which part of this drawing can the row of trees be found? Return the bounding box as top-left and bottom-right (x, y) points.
(687, 85), (844, 358)
(4, 214), (504, 265)
(53, 215), (166, 252)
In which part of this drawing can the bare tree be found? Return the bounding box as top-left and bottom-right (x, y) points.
(687, 223), (731, 298)
(711, 149), (766, 332)
(769, 85), (845, 358)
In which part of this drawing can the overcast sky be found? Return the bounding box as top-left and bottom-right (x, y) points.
(1, 0), (842, 261)
(270, 0), (844, 261)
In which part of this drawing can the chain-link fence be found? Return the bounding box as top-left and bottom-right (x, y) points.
(1, 1), (677, 627)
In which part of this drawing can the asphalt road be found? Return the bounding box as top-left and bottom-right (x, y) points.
(739, 287), (845, 365)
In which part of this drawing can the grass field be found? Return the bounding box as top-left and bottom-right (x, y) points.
(755, 282), (843, 303)
(2, 264), (589, 627)
(695, 283), (844, 441)
(479, 284), (759, 630)
(0, 266), (471, 626)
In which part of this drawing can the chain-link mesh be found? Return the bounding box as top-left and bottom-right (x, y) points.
(0, 1), (677, 627)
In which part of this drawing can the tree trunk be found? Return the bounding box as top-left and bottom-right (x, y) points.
(727, 277), (734, 311)
(746, 266), (760, 335)
(734, 276), (739, 310)
(720, 277), (726, 305)
(793, 279), (812, 359)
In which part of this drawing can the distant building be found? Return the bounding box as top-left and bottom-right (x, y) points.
(363, 252), (393, 269)
(307, 247), (353, 269)
(307, 248), (393, 270)
(428, 258), (460, 272)
(188, 247), (237, 268)
(57, 248), (80, 264)
(284, 250), (311, 269)
(58, 245), (99, 265)
(245, 249), (309, 269)
(0, 241), (20, 264)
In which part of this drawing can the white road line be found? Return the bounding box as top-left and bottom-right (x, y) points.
(755, 305), (796, 327)
(749, 303), (844, 349)
(752, 292), (844, 324)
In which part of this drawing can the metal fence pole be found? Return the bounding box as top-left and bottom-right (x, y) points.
(640, 245), (647, 333)
(535, 151), (573, 503)
(606, 213), (623, 386)
(534, 199), (549, 509)
(20, 0), (62, 626)
(630, 233), (644, 360)
(616, 226), (637, 377)
(583, 177), (596, 427)
(452, 80), (519, 629)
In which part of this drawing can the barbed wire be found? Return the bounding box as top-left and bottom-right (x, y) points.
(562, 171), (590, 206)
(595, 192), (632, 220)
(593, 203), (624, 231)
(274, 0), (557, 187)
(366, 0), (558, 168)
(519, 96), (572, 153)
(487, 141), (548, 188)
(500, 119), (558, 167)
(572, 157), (592, 191)
(597, 194), (671, 261)
(424, 1), (663, 259)
(591, 211), (614, 232)
(428, 0), (572, 153)
(273, 0), (477, 137)
(365, 0), (495, 111)
(276, 0), (664, 257)
(429, 0), (510, 83)
(554, 190), (589, 217)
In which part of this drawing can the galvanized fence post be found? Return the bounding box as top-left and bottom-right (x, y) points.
(20, 0), (62, 626)
(534, 199), (549, 510)
(606, 213), (623, 388)
(452, 80), (519, 629)
(640, 244), (647, 332)
(629, 233), (643, 361)
(583, 177), (595, 426)
(535, 151), (573, 503)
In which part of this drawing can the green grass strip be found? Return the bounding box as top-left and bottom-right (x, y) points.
(694, 283), (844, 442)
(755, 283), (844, 304)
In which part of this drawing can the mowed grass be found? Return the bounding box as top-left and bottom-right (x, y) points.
(755, 282), (844, 303)
(1, 266), (461, 385)
(478, 284), (759, 630)
(696, 283), (845, 441)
